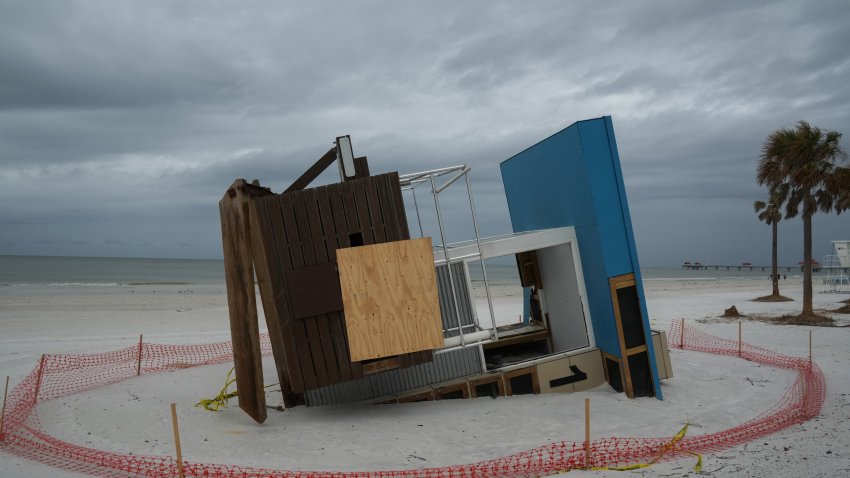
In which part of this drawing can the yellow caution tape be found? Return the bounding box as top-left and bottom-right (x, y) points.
(690, 452), (703, 473)
(195, 367), (238, 412)
(194, 367), (281, 412)
(588, 423), (702, 473)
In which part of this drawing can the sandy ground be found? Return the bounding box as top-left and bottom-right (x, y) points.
(1, 277), (849, 477)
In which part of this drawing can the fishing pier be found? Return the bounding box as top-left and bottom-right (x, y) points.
(681, 262), (821, 272)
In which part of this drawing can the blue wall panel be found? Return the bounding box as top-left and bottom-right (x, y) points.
(577, 120), (632, 277)
(501, 127), (596, 231)
(500, 116), (662, 399)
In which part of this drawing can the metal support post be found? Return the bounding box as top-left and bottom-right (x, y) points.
(465, 173), (499, 340)
(411, 184), (424, 238)
(431, 173), (465, 347)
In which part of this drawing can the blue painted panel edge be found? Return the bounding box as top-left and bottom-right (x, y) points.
(603, 117), (663, 400)
(499, 116), (663, 400)
(500, 116), (609, 169)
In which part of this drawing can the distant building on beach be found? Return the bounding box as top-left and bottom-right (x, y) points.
(823, 241), (850, 292)
(832, 240), (850, 267)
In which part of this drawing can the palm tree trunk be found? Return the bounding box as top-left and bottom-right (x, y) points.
(772, 220), (779, 296)
(802, 213), (813, 316)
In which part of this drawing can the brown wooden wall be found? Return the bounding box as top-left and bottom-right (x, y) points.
(250, 172), (434, 394)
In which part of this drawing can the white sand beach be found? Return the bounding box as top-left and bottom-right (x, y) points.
(1, 276), (849, 477)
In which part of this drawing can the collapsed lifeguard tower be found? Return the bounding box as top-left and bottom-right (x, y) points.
(220, 116), (672, 423)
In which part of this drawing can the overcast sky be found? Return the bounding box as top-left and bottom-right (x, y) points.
(1, 1), (849, 266)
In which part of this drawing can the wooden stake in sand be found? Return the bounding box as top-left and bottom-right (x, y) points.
(34, 354), (46, 401)
(585, 397), (591, 470)
(679, 319), (685, 348)
(738, 321), (742, 357)
(809, 330), (812, 364)
(137, 334), (143, 376)
(0, 375), (9, 437)
(170, 403), (185, 478)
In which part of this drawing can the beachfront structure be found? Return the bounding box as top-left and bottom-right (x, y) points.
(822, 240), (850, 292)
(832, 241), (850, 267)
(220, 119), (668, 422)
(500, 116), (662, 399)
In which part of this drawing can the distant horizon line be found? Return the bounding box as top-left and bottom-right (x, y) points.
(0, 253), (222, 262)
(0, 253), (798, 269)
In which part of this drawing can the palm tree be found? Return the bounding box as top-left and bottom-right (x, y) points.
(754, 187), (785, 297)
(831, 167), (850, 213)
(757, 121), (848, 316)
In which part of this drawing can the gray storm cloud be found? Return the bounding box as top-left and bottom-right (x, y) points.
(1, 1), (848, 264)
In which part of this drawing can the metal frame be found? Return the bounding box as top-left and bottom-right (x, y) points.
(399, 166), (597, 362)
(822, 254), (850, 293)
(399, 166), (499, 350)
(431, 229), (595, 356)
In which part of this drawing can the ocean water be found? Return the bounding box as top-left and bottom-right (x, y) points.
(0, 255), (224, 287)
(1, 255), (814, 290)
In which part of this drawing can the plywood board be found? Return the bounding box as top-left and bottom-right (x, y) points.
(337, 237), (444, 361)
(651, 331), (673, 379)
(659, 330), (673, 378)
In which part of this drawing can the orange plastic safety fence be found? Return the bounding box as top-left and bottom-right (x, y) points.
(0, 320), (825, 477)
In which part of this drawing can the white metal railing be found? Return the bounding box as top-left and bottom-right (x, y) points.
(398, 165), (499, 350)
(822, 255), (850, 292)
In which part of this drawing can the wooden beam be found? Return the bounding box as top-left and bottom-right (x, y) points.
(283, 148), (337, 194)
(219, 179), (268, 423)
(609, 276), (635, 398)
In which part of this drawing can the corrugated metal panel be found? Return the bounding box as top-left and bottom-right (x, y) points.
(436, 261), (476, 337)
(304, 376), (373, 407)
(304, 346), (483, 406)
(304, 262), (482, 406)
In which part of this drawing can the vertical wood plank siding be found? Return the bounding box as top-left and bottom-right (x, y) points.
(252, 173), (434, 393)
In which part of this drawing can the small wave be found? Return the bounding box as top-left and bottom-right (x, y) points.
(644, 277), (718, 282)
(127, 281), (192, 286)
(48, 282), (121, 287)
